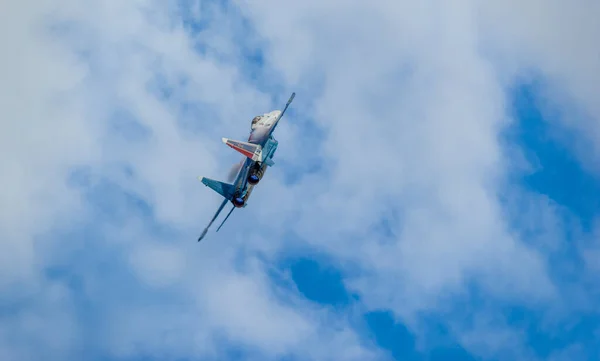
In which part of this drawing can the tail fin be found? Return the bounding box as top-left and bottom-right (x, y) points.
(198, 177), (235, 200)
(216, 205), (235, 232)
(222, 138), (263, 162)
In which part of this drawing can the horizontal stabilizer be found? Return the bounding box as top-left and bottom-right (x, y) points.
(222, 138), (262, 162)
(198, 177), (235, 201)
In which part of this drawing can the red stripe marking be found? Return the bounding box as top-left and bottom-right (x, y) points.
(228, 144), (254, 158)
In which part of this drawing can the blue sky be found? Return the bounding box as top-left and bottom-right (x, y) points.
(2, 1), (600, 361)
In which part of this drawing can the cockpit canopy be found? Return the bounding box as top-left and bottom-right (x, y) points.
(251, 115), (261, 129)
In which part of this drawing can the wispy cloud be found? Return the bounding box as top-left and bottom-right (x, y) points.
(1, 0), (599, 360)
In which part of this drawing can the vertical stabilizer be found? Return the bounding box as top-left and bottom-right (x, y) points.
(222, 138), (262, 161)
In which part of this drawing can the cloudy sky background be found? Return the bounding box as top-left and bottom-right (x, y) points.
(2, 0), (600, 360)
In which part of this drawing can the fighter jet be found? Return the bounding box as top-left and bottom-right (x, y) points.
(196, 92), (296, 241)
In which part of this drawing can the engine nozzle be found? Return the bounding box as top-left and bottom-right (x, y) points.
(248, 174), (260, 185)
(233, 197), (245, 208)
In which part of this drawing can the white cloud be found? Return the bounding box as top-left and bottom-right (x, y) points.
(238, 0), (557, 300)
(1, 0), (599, 360)
(479, 0), (600, 168)
(0, 0), (93, 288)
(0, 281), (81, 361)
(128, 242), (186, 287)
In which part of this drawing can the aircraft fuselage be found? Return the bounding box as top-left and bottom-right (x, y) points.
(231, 110), (282, 206)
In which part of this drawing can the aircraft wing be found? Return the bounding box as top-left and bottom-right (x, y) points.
(197, 198), (229, 242)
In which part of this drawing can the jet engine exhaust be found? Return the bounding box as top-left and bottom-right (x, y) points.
(233, 197), (245, 208)
(248, 174), (260, 185)
(227, 161), (243, 183)
(247, 165), (265, 185)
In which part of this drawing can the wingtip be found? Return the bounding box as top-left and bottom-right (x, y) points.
(221, 137), (228, 144)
